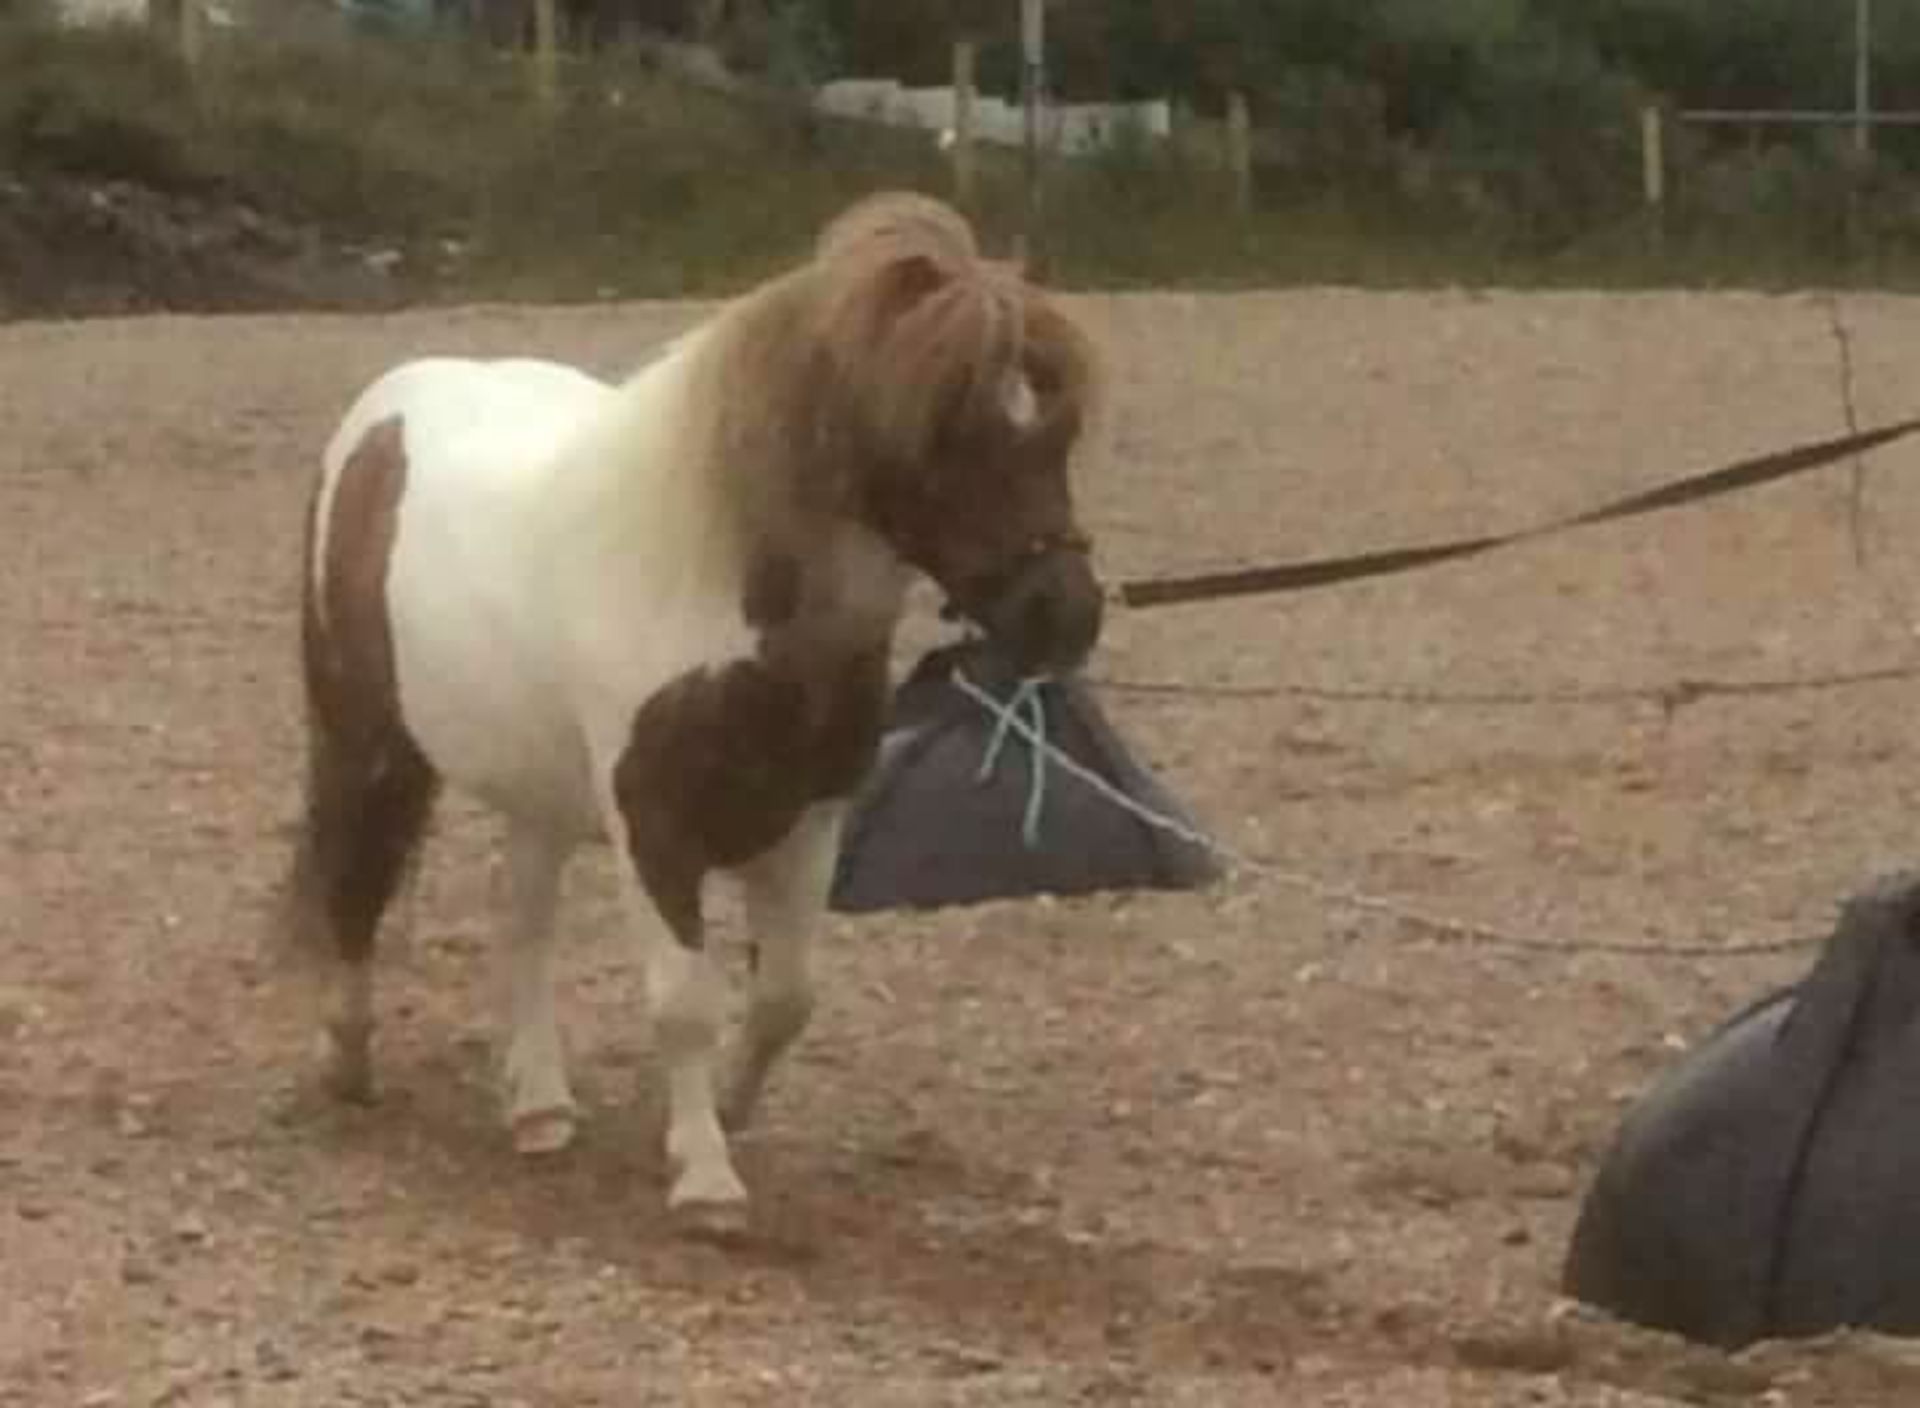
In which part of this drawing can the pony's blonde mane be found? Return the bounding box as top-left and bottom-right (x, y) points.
(813, 190), (978, 264)
(573, 192), (1100, 591)
(807, 193), (1099, 475)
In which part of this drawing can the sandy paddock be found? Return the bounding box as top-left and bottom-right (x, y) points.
(8, 289), (1920, 1405)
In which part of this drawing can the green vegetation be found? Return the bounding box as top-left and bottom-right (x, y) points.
(4, 2), (1920, 306)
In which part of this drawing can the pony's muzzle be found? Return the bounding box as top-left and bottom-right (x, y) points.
(978, 547), (1104, 676)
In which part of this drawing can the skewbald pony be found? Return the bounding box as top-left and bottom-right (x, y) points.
(281, 187), (1112, 1224)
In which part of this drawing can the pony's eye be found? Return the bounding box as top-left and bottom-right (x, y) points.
(1024, 356), (1064, 399)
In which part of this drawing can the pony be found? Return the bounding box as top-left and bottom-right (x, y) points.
(279, 191), (1105, 1230)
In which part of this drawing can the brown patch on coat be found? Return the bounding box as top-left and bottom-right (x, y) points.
(283, 415), (438, 966)
(612, 638), (888, 949)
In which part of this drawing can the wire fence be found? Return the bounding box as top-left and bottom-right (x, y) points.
(1092, 662), (1920, 714)
(1045, 292), (1913, 967)
(951, 673), (1826, 963)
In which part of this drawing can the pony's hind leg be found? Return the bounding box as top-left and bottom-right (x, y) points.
(284, 730), (438, 1103)
(722, 803), (844, 1133)
(493, 823), (577, 1154)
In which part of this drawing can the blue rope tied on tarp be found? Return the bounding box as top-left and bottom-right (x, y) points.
(963, 670), (1052, 849)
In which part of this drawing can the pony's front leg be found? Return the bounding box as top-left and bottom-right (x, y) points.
(722, 802), (844, 1133)
(640, 881), (746, 1225)
(602, 793), (746, 1226)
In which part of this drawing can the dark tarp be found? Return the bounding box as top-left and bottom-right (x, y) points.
(830, 639), (1222, 913)
(1561, 871), (1920, 1348)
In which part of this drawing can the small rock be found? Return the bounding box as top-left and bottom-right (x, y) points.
(17, 1200), (52, 1222)
(172, 1214), (209, 1244)
(926, 1342), (1003, 1377)
(1513, 1164), (1577, 1199)
(254, 1339), (299, 1382)
(0, 988), (39, 1039)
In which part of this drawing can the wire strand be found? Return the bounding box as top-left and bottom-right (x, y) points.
(1089, 662), (1920, 710)
(949, 670), (1823, 961)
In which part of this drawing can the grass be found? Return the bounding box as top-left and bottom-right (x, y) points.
(6, 13), (1920, 307)
(0, 14), (992, 301)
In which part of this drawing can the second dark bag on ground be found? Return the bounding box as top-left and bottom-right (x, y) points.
(1564, 870), (1920, 1348)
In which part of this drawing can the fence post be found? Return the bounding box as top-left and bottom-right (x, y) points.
(1640, 102), (1666, 256)
(1855, 0), (1875, 163)
(157, 0), (203, 77)
(1226, 90), (1253, 217)
(692, 0), (726, 46)
(532, 0), (561, 111)
(1017, 0), (1047, 272)
(952, 38), (977, 214)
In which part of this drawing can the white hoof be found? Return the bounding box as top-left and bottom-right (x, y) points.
(669, 1193), (750, 1242)
(668, 1162), (748, 1239)
(510, 1106), (578, 1156)
(500, 1036), (576, 1154)
(320, 1026), (374, 1105)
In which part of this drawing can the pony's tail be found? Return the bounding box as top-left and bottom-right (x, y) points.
(262, 482), (334, 975)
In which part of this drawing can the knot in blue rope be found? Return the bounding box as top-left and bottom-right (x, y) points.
(966, 670), (1052, 849)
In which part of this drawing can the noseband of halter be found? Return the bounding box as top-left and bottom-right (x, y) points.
(939, 529), (1095, 626)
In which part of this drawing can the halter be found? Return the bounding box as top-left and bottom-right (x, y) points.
(940, 528), (1094, 624)
(1023, 528), (1094, 558)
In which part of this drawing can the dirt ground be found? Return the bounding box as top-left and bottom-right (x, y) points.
(11, 288), (1920, 1406)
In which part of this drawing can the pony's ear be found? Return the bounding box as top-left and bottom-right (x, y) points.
(877, 251), (950, 317)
